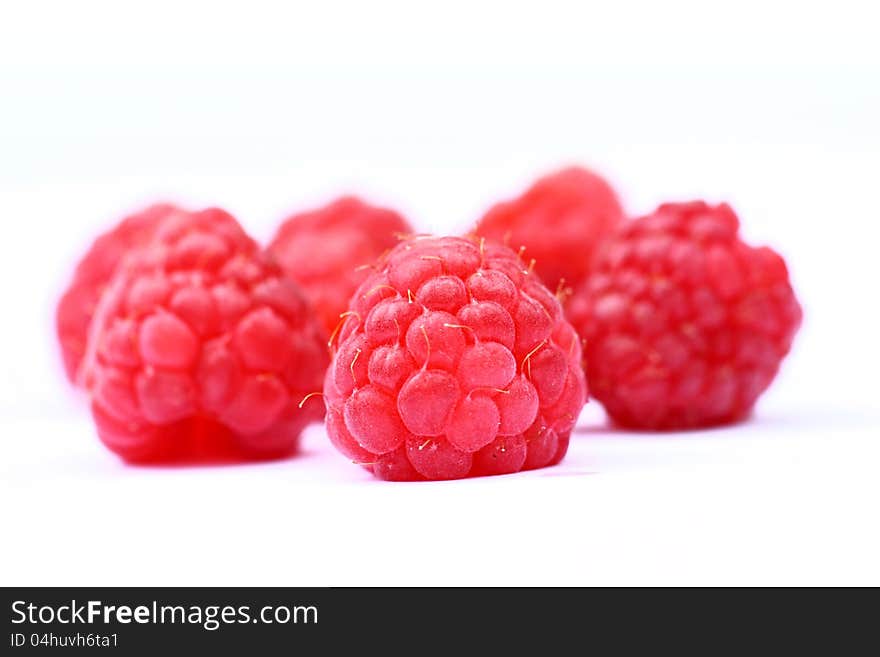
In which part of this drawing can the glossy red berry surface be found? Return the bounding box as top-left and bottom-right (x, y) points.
(82, 208), (328, 462)
(323, 235), (587, 480)
(567, 201), (802, 430)
(56, 203), (179, 382)
(268, 196), (413, 335)
(474, 167), (624, 294)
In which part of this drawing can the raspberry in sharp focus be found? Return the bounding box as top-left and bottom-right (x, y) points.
(567, 201), (802, 430)
(267, 196), (413, 336)
(56, 203), (180, 383)
(473, 166), (624, 295)
(81, 207), (329, 463)
(323, 235), (587, 481)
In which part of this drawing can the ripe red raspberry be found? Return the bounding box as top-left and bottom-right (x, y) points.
(323, 235), (587, 480)
(567, 201), (802, 430)
(267, 196), (413, 335)
(56, 203), (180, 382)
(81, 207), (329, 462)
(473, 167), (624, 295)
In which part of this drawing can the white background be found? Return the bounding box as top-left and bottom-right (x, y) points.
(1, 0), (878, 585)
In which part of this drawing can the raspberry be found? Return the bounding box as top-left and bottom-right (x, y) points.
(567, 201), (802, 430)
(323, 236), (587, 480)
(267, 196), (413, 335)
(81, 207), (329, 462)
(473, 167), (624, 294)
(56, 203), (180, 382)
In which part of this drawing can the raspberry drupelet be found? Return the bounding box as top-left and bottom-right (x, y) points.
(268, 196), (413, 335)
(567, 201), (802, 430)
(57, 203), (180, 383)
(473, 167), (624, 295)
(323, 235), (587, 481)
(81, 208), (328, 462)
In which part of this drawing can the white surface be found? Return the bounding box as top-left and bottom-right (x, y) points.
(1, 1), (879, 586)
(3, 403), (880, 587)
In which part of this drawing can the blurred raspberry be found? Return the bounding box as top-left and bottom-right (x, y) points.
(82, 207), (328, 462)
(324, 236), (587, 480)
(567, 201), (802, 429)
(473, 167), (624, 295)
(56, 203), (179, 382)
(268, 196), (413, 335)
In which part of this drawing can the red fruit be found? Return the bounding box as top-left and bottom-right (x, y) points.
(473, 167), (624, 294)
(81, 207), (328, 462)
(567, 201), (802, 430)
(323, 236), (587, 481)
(56, 203), (180, 382)
(268, 196), (413, 335)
